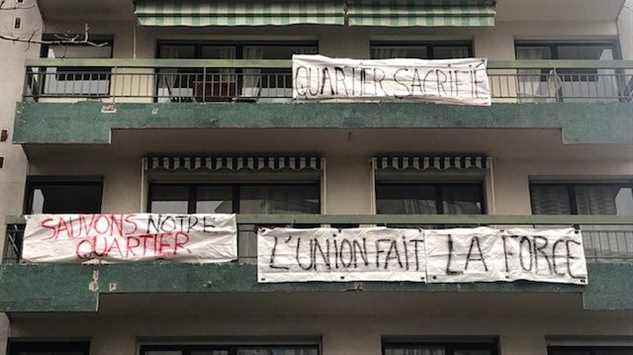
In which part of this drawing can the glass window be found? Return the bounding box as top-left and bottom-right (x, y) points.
(384, 342), (496, 355)
(376, 184), (437, 214)
(196, 185), (234, 213)
(26, 180), (102, 214)
(516, 42), (618, 60)
(370, 42), (472, 59)
(376, 183), (485, 215)
(149, 185), (189, 214)
(8, 342), (90, 355)
(40, 36), (113, 96)
(140, 345), (318, 355)
(530, 183), (633, 216)
(239, 184), (320, 214)
(549, 346), (633, 355)
(148, 183), (320, 214)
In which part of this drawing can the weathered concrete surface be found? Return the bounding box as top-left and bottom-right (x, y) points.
(14, 102), (633, 145)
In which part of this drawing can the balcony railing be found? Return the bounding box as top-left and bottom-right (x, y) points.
(4, 215), (633, 264)
(22, 59), (633, 103)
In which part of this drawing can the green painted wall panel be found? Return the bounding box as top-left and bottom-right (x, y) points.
(4, 262), (626, 313)
(14, 102), (633, 145)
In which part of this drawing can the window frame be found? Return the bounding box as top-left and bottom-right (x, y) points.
(140, 343), (320, 355)
(375, 182), (487, 215)
(548, 345), (633, 355)
(147, 182), (321, 214)
(156, 40), (320, 60)
(369, 40), (474, 59)
(382, 341), (498, 355)
(514, 41), (622, 61)
(8, 341), (90, 355)
(529, 182), (633, 215)
(23, 177), (104, 215)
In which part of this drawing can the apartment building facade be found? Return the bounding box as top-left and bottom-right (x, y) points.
(0, 1), (632, 355)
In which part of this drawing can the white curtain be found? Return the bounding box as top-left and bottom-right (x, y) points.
(242, 46), (265, 97)
(516, 47), (558, 102)
(371, 46), (417, 59)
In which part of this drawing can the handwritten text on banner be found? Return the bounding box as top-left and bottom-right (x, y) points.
(23, 214), (237, 263)
(292, 55), (491, 106)
(258, 227), (587, 285)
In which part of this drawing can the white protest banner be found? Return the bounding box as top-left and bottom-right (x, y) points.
(424, 227), (588, 285)
(257, 227), (426, 283)
(23, 214), (237, 263)
(257, 227), (588, 285)
(292, 55), (491, 106)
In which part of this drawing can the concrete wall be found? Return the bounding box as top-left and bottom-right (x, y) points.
(24, 129), (633, 215)
(7, 294), (633, 355)
(42, 20), (622, 61)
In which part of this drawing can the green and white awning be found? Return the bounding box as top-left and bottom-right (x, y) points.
(349, 0), (496, 27)
(373, 154), (488, 171)
(144, 155), (322, 172)
(134, 0), (496, 27)
(134, 0), (345, 27)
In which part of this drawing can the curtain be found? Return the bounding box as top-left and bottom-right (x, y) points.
(44, 44), (112, 96)
(530, 185), (572, 215)
(515, 46), (557, 102)
(242, 46), (265, 97)
(575, 185), (621, 215)
(384, 346), (445, 355)
(371, 46), (422, 59)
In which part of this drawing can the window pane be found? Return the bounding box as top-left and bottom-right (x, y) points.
(454, 350), (493, 355)
(376, 184), (437, 214)
(243, 46), (318, 59)
(530, 185), (572, 215)
(239, 185), (320, 214)
(549, 347), (633, 355)
(371, 46), (429, 59)
(150, 185), (189, 214)
(159, 45), (196, 58)
(516, 46), (552, 60)
(29, 184), (101, 214)
(433, 46), (471, 59)
(384, 346), (446, 355)
(196, 186), (234, 213)
(557, 45), (615, 60)
(575, 185), (633, 216)
(200, 46), (236, 59)
(442, 184), (484, 215)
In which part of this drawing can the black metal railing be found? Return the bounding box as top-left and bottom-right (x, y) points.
(4, 215), (633, 264)
(22, 59), (633, 103)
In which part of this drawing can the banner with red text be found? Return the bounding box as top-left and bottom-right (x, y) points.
(23, 214), (237, 263)
(257, 227), (587, 285)
(292, 55), (491, 106)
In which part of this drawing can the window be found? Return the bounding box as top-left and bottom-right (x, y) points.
(383, 341), (497, 355)
(25, 178), (103, 214)
(149, 183), (320, 214)
(39, 36), (113, 96)
(156, 41), (318, 101)
(8, 341), (90, 355)
(515, 41), (620, 102)
(376, 183), (485, 215)
(370, 41), (473, 59)
(530, 183), (633, 216)
(549, 346), (633, 355)
(140, 344), (319, 355)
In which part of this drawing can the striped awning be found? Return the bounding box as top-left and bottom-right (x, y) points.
(134, 0), (345, 27)
(348, 0), (496, 27)
(144, 155), (322, 172)
(373, 155), (488, 171)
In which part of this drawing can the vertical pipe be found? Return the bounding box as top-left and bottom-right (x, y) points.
(486, 157), (496, 215)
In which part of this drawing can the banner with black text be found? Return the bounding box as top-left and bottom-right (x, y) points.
(257, 227), (587, 285)
(292, 55), (491, 106)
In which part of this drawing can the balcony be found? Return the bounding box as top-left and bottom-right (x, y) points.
(14, 59), (633, 145)
(22, 59), (633, 103)
(1, 215), (633, 313)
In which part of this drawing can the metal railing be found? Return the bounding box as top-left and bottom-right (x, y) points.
(4, 215), (633, 264)
(22, 59), (633, 103)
